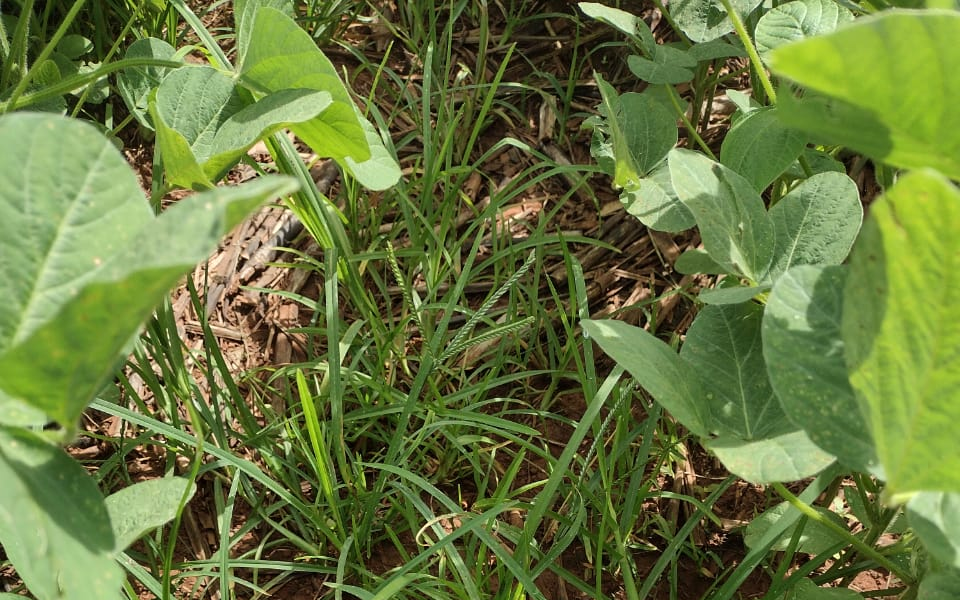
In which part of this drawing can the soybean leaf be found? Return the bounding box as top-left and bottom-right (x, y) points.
(578, 2), (656, 51)
(671, 0), (765, 42)
(624, 161), (696, 232)
(116, 37), (179, 130)
(687, 38), (747, 61)
(106, 478), (196, 553)
(0, 113), (299, 428)
(769, 12), (960, 180)
(152, 66), (330, 188)
(745, 501), (847, 555)
(763, 265), (877, 473)
(668, 149), (774, 281)
(919, 569), (960, 600)
(581, 319), (711, 438)
(707, 430), (834, 483)
(755, 0), (854, 58)
(234, 0), (294, 65)
(682, 303), (834, 482)
(0, 426), (123, 599)
(764, 172), (861, 282)
(597, 79), (677, 189)
(698, 284), (769, 305)
(682, 303), (788, 440)
(239, 7), (400, 190)
(784, 148), (845, 179)
(720, 107), (807, 192)
(627, 46), (697, 84)
(675, 248), (729, 274)
(786, 578), (861, 599)
(908, 492), (960, 568)
(843, 171), (960, 499)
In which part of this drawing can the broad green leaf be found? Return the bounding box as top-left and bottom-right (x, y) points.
(234, 0), (294, 65)
(595, 74), (640, 190)
(755, 0), (854, 58)
(0, 175), (298, 427)
(764, 172), (861, 282)
(784, 148), (845, 179)
(240, 7), (401, 190)
(0, 426), (123, 599)
(57, 34), (92, 59)
(682, 303), (834, 481)
(152, 66), (329, 188)
(769, 11), (960, 180)
(578, 2), (656, 51)
(698, 284), (769, 305)
(670, 0), (765, 42)
(341, 110), (404, 192)
(204, 88), (332, 179)
(763, 266), (876, 473)
(908, 492), (960, 568)
(675, 248), (729, 274)
(786, 578), (861, 599)
(624, 164), (696, 233)
(707, 428), (835, 482)
(581, 319), (711, 438)
(919, 569), (960, 600)
(720, 107), (807, 192)
(596, 78), (677, 190)
(744, 501), (847, 555)
(668, 148), (774, 281)
(0, 113), (298, 426)
(0, 114), (151, 369)
(686, 38), (747, 61)
(843, 171), (960, 499)
(106, 478), (196, 553)
(116, 37), (179, 130)
(681, 303), (790, 440)
(627, 46), (696, 84)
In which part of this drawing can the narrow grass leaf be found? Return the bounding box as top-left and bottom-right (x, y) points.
(770, 11), (960, 180)
(763, 265), (876, 473)
(668, 148), (774, 281)
(0, 426), (123, 599)
(720, 107), (807, 192)
(755, 0), (854, 58)
(843, 171), (960, 498)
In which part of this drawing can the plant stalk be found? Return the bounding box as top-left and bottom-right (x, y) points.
(718, 0), (777, 104)
(770, 482), (915, 586)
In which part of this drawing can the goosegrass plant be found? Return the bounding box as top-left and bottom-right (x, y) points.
(583, 1), (960, 598)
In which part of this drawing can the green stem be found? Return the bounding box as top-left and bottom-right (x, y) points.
(5, 0), (87, 111)
(665, 85), (715, 159)
(770, 482), (915, 586)
(718, 0), (777, 104)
